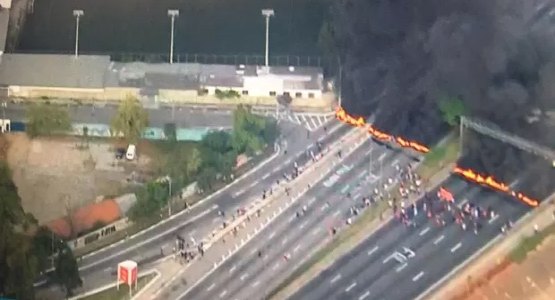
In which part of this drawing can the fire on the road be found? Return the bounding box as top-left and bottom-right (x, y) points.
(335, 107), (539, 207)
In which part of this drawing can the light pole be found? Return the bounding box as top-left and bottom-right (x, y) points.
(168, 9), (180, 64)
(72, 10), (84, 58)
(261, 9), (275, 67)
(166, 176), (172, 216)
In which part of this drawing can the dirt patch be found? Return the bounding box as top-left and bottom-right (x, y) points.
(458, 236), (555, 300)
(5, 133), (153, 224)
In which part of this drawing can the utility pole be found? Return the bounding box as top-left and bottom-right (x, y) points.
(261, 9), (275, 67)
(459, 116), (464, 156)
(167, 9), (180, 64)
(167, 176), (173, 216)
(72, 10), (84, 58)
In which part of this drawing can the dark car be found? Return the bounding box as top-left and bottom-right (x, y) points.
(115, 148), (126, 159)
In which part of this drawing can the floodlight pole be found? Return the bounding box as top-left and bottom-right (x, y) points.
(73, 10), (84, 58)
(261, 9), (275, 67)
(168, 9), (180, 64)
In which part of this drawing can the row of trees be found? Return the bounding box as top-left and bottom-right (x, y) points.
(128, 104), (278, 221)
(0, 161), (82, 299)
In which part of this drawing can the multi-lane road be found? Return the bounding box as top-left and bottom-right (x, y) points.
(291, 174), (532, 300)
(37, 118), (351, 296)
(180, 137), (418, 300)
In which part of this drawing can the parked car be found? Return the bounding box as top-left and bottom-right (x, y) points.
(126, 144), (136, 160)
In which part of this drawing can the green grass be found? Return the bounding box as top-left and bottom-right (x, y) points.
(418, 132), (460, 180)
(509, 222), (555, 263)
(80, 273), (156, 300)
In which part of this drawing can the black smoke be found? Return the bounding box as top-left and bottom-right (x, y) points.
(331, 0), (555, 200)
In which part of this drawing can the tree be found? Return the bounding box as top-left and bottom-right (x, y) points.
(196, 167), (217, 193)
(110, 95), (149, 143)
(26, 104), (72, 137)
(163, 123), (177, 142)
(438, 96), (467, 126)
(53, 245), (82, 297)
(186, 148), (202, 177)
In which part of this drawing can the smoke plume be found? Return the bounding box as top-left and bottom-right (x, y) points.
(332, 0), (555, 199)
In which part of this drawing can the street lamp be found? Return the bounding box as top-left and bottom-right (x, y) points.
(72, 10), (84, 58)
(167, 9), (180, 64)
(261, 9), (275, 67)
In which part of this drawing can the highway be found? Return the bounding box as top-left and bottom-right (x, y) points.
(291, 174), (532, 300)
(179, 137), (418, 300)
(52, 120), (353, 294)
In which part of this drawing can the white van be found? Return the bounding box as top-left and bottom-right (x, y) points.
(126, 144), (136, 160)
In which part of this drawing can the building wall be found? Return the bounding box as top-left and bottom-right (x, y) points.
(0, 0), (11, 9)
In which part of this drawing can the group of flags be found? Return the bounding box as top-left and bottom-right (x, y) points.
(437, 187), (455, 202)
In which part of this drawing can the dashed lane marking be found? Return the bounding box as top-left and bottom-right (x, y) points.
(252, 281), (260, 287)
(262, 173), (270, 180)
(307, 197), (316, 206)
(212, 217), (221, 223)
(451, 242), (462, 253)
(229, 265), (236, 274)
(345, 282), (357, 292)
(233, 189), (245, 197)
(240, 273), (249, 281)
(219, 290), (228, 298)
(333, 210), (341, 217)
(293, 244), (301, 253)
(272, 263), (280, 271)
(412, 271), (425, 282)
(378, 153), (386, 161)
(289, 215), (296, 223)
(434, 235), (445, 245)
(300, 220), (308, 229)
(312, 228), (322, 236)
(488, 214), (499, 224)
(207, 283), (215, 291)
(330, 274), (342, 284)
(282, 237), (288, 245)
(310, 117), (318, 130)
(268, 231), (276, 240)
(419, 227), (430, 236)
(359, 291), (371, 300)
(367, 246), (379, 256)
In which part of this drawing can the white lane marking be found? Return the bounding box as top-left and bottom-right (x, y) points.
(229, 265), (236, 274)
(359, 290), (371, 300)
(233, 189), (245, 197)
(284, 158), (292, 165)
(321, 204), (328, 211)
(247, 181), (258, 189)
(412, 271), (425, 282)
(207, 283), (216, 291)
(272, 166), (280, 173)
(262, 173), (270, 180)
(365, 149), (372, 156)
(488, 214), (499, 224)
(312, 228), (322, 236)
(419, 227), (430, 236)
(252, 281), (260, 287)
(282, 237), (288, 245)
(345, 282), (357, 292)
(434, 235), (445, 245)
(272, 263), (280, 271)
(310, 117), (318, 130)
(300, 220), (308, 229)
(211, 204), (219, 210)
(289, 215), (296, 223)
(219, 290), (228, 298)
(250, 248), (258, 256)
(318, 116), (326, 125)
(307, 197), (316, 206)
(189, 229), (197, 236)
(240, 273), (248, 281)
(367, 246), (379, 256)
(333, 210), (341, 217)
(330, 274), (342, 284)
(378, 153), (386, 161)
(293, 244), (301, 253)
(268, 231), (276, 240)
(392, 159), (399, 166)
(396, 263), (408, 272)
(451, 242), (462, 253)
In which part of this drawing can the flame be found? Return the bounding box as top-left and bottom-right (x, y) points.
(453, 166), (539, 207)
(335, 107), (539, 207)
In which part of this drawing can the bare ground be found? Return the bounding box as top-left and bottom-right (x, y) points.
(5, 133), (151, 224)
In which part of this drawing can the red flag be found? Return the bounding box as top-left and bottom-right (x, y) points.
(438, 187), (454, 202)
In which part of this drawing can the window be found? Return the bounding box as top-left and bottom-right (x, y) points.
(308, 93), (315, 98)
(295, 92), (302, 98)
(242, 90), (249, 95)
(269, 91), (277, 96)
(284, 92), (290, 97)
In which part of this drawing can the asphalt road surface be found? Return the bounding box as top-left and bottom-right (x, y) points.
(180, 138), (418, 300)
(37, 120), (351, 294)
(291, 175), (533, 300)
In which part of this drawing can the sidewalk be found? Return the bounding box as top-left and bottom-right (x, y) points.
(424, 193), (555, 300)
(135, 128), (368, 300)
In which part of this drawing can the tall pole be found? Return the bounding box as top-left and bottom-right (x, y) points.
(168, 10), (180, 64)
(338, 56), (342, 107)
(459, 117), (464, 155)
(167, 176), (172, 216)
(73, 10), (84, 58)
(261, 9), (275, 67)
